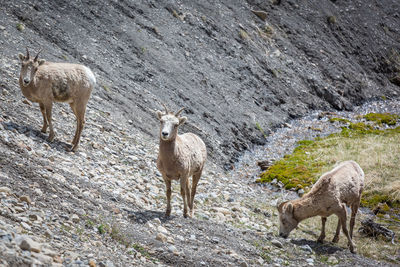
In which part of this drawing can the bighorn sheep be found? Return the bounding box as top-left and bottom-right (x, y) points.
(18, 48), (95, 151)
(277, 161), (364, 253)
(156, 105), (207, 218)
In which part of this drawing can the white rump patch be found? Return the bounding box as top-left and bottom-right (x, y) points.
(83, 66), (96, 87)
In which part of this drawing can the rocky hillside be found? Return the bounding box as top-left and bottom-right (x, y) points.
(1, 0), (400, 266)
(1, 0), (400, 166)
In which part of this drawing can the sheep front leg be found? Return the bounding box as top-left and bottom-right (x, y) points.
(44, 102), (55, 142)
(164, 178), (172, 217)
(39, 103), (48, 133)
(317, 217), (327, 243)
(185, 180), (191, 217)
(180, 177), (189, 218)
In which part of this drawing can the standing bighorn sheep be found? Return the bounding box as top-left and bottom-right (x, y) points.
(156, 105), (207, 218)
(277, 160), (364, 253)
(18, 48), (95, 151)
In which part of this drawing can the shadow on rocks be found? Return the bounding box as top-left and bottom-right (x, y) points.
(291, 238), (343, 255)
(2, 121), (72, 152)
(127, 210), (173, 224)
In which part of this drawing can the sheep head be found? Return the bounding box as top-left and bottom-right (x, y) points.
(277, 201), (298, 238)
(18, 48), (46, 87)
(156, 105), (187, 141)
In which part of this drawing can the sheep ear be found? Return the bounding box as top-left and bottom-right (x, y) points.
(179, 116), (187, 125)
(18, 53), (25, 61)
(277, 201), (286, 212)
(38, 59), (46, 65)
(156, 110), (163, 120)
(286, 202), (293, 213)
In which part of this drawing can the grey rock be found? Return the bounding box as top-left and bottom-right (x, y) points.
(271, 239), (283, 248)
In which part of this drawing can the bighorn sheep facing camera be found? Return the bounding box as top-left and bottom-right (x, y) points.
(277, 161), (364, 253)
(18, 48), (95, 151)
(156, 104), (207, 218)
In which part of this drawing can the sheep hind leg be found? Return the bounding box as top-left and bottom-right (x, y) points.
(44, 102), (55, 142)
(189, 170), (202, 217)
(70, 102), (86, 152)
(338, 204), (356, 253)
(39, 103), (48, 133)
(317, 217), (327, 243)
(350, 199), (360, 239)
(180, 178), (189, 218)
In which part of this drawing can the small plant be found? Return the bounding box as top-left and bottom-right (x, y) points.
(102, 84), (111, 92)
(255, 122), (267, 138)
(132, 243), (152, 259)
(141, 47), (147, 53)
(86, 219), (95, 228)
(62, 55), (68, 60)
(16, 23), (25, 31)
(239, 29), (249, 40)
(327, 16), (336, 24)
(264, 25), (274, 36)
(97, 223), (109, 234)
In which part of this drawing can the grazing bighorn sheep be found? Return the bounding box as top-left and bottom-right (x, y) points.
(18, 48), (95, 151)
(277, 161), (364, 253)
(156, 105), (207, 218)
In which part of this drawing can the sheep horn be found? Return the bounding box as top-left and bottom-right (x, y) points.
(162, 103), (169, 114)
(175, 107), (185, 117)
(26, 47), (30, 58)
(34, 48), (42, 62)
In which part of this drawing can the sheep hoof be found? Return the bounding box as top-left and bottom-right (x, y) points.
(47, 135), (55, 142)
(41, 127), (47, 133)
(317, 237), (324, 243)
(70, 144), (79, 152)
(165, 210), (171, 217)
(332, 237), (339, 243)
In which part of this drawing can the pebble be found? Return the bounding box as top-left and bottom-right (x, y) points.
(300, 245), (313, 253)
(271, 239), (283, 248)
(19, 237), (42, 253)
(0, 186), (11, 193)
(168, 245), (179, 255)
(156, 233), (167, 243)
(157, 225), (168, 235)
(327, 256), (338, 264)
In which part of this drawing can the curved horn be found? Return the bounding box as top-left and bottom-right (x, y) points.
(175, 107), (185, 117)
(25, 47), (30, 58)
(162, 103), (169, 114)
(34, 48), (42, 62)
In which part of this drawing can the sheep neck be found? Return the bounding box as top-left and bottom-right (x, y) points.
(292, 196), (318, 222)
(159, 136), (179, 162)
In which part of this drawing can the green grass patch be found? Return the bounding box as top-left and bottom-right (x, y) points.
(257, 139), (325, 190)
(364, 112), (400, 126)
(329, 117), (350, 124)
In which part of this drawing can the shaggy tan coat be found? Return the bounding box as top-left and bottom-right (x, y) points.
(278, 161), (364, 253)
(156, 111), (207, 218)
(18, 55), (95, 151)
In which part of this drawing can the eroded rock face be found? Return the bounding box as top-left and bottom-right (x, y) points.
(1, 0), (399, 167)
